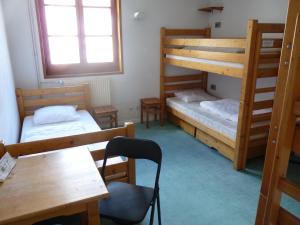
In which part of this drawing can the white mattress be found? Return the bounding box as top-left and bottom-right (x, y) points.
(20, 110), (101, 143)
(167, 97), (237, 140)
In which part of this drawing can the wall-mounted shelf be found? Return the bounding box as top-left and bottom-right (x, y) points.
(198, 6), (224, 13)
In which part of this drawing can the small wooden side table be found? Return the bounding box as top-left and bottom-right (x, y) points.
(140, 98), (161, 128)
(93, 105), (118, 128)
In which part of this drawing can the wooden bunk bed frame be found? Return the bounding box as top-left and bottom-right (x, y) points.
(14, 84), (135, 184)
(255, 0), (300, 224)
(160, 20), (285, 170)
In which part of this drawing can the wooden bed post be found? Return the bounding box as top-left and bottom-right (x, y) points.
(234, 20), (259, 170)
(126, 122), (136, 184)
(83, 84), (92, 112)
(16, 88), (25, 123)
(160, 27), (166, 126)
(202, 28), (211, 91)
(0, 140), (5, 158)
(255, 0), (300, 224)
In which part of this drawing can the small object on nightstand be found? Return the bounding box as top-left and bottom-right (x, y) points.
(140, 98), (161, 128)
(93, 105), (118, 129)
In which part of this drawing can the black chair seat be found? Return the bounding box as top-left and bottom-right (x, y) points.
(100, 182), (154, 224)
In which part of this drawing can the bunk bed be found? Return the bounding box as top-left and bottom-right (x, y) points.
(256, 0), (300, 224)
(14, 84), (135, 183)
(160, 20), (285, 170)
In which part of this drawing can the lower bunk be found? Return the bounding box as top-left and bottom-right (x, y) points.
(166, 92), (268, 162)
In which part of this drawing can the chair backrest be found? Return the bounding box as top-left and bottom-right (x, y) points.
(101, 137), (162, 186)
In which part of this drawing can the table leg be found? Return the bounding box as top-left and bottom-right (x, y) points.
(110, 115), (113, 128)
(146, 108), (149, 128)
(83, 201), (100, 225)
(115, 112), (118, 127)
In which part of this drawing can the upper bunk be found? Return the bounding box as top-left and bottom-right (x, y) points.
(161, 20), (285, 79)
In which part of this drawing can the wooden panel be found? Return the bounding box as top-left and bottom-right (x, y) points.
(164, 82), (202, 91)
(278, 178), (300, 202)
(165, 58), (244, 78)
(165, 28), (209, 36)
(257, 23), (285, 33)
(196, 129), (235, 161)
(247, 145), (266, 159)
(164, 74), (203, 83)
(253, 100), (274, 110)
(164, 38), (246, 48)
(95, 157), (128, 176)
(257, 68), (279, 78)
(278, 207), (300, 225)
(164, 48), (245, 63)
(167, 106), (236, 148)
(293, 101), (300, 116)
(259, 57), (280, 64)
(255, 87), (276, 94)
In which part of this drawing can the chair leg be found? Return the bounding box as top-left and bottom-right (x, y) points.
(149, 201), (156, 225)
(157, 194), (162, 225)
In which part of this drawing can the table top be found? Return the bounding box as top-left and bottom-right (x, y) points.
(141, 98), (160, 105)
(0, 147), (108, 224)
(93, 105), (118, 114)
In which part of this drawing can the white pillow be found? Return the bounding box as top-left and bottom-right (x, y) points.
(33, 105), (80, 125)
(175, 89), (217, 103)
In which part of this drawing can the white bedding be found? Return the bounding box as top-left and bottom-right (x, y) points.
(20, 110), (101, 143)
(200, 99), (240, 123)
(167, 97), (237, 139)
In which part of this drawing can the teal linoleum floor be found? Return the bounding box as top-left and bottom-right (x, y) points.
(41, 122), (300, 225)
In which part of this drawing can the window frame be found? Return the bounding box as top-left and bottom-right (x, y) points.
(35, 0), (123, 78)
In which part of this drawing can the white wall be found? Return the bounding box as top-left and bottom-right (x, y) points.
(207, 0), (289, 99)
(0, 1), (20, 144)
(2, 0), (209, 123)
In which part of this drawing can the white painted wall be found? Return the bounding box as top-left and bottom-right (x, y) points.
(0, 1), (20, 144)
(207, 0), (289, 99)
(2, 0), (209, 123)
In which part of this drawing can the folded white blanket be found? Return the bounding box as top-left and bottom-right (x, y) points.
(200, 99), (240, 123)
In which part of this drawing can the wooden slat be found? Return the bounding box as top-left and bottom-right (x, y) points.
(249, 137), (268, 148)
(257, 23), (285, 33)
(19, 85), (87, 97)
(257, 68), (279, 78)
(259, 57), (280, 64)
(278, 178), (300, 202)
(250, 125), (270, 135)
(164, 82), (202, 91)
(165, 28), (209, 36)
(278, 207), (300, 225)
(252, 112), (272, 123)
(261, 39), (283, 48)
(164, 58), (244, 78)
(164, 48), (245, 63)
(253, 100), (274, 110)
(96, 157), (128, 176)
(293, 126), (300, 155)
(164, 38), (246, 48)
(6, 127), (128, 157)
(164, 74), (203, 83)
(255, 87), (276, 94)
(23, 95), (85, 108)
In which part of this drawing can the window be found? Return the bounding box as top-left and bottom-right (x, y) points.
(36, 0), (123, 78)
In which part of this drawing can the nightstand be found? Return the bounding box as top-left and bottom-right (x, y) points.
(93, 105), (118, 128)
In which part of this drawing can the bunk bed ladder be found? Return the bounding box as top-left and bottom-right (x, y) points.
(255, 0), (300, 223)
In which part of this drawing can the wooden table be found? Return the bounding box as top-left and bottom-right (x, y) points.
(93, 105), (118, 128)
(140, 98), (161, 128)
(0, 148), (109, 225)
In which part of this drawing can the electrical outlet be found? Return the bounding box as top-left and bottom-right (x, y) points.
(210, 84), (217, 90)
(215, 22), (222, 28)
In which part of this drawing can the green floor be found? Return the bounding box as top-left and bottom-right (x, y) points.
(40, 121), (300, 225)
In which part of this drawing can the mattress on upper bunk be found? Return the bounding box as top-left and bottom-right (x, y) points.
(166, 97), (238, 140)
(20, 110), (101, 143)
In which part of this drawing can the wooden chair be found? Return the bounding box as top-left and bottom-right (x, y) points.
(140, 98), (161, 128)
(100, 137), (162, 225)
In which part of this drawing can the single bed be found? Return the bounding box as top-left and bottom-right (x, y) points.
(14, 84), (136, 184)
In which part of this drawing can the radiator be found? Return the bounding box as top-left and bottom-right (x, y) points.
(40, 78), (111, 107)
